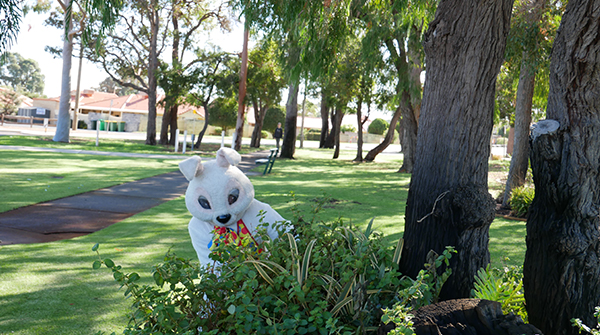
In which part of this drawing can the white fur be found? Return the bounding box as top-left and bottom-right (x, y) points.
(179, 148), (287, 266)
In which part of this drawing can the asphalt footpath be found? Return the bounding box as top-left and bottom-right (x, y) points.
(0, 148), (271, 245)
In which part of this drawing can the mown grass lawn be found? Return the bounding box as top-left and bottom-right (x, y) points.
(0, 148), (525, 334)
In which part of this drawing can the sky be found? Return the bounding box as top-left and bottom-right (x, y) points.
(9, 11), (246, 98)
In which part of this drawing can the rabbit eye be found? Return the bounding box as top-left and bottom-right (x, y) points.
(228, 189), (239, 205)
(198, 196), (211, 209)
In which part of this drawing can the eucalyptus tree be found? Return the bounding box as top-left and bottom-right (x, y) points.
(185, 48), (235, 148)
(50, 0), (122, 143)
(159, 0), (229, 146)
(89, 0), (171, 145)
(246, 41), (286, 148)
(0, 52), (45, 94)
(399, 0), (514, 300)
(356, 0), (434, 173)
(500, 0), (562, 207)
(233, 0), (353, 159)
(525, 1), (600, 333)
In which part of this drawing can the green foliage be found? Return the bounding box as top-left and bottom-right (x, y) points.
(471, 265), (527, 321)
(262, 106), (286, 133)
(572, 307), (600, 335)
(381, 247), (456, 334)
(368, 118), (389, 135)
(261, 130), (269, 139)
(94, 194), (455, 334)
(0, 52), (45, 94)
(509, 185), (534, 218)
(208, 97), (237, 132)
(340, 125), (357, 133)
(0, 0), (22, 57)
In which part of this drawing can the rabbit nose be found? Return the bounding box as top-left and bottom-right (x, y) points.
(217, 214), (231, 224)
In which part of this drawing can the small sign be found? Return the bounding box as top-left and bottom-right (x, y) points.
(36, 108), (46, 115)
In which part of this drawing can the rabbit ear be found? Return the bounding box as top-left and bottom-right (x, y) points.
(216, 148), (241, 168)
(179, 156), (203, 181)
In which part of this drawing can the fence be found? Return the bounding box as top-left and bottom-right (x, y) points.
(0, 114), (58, 128)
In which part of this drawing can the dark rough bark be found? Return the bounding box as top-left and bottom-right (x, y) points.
(399, 0), (513, 300)
(159, 104), (178, 145)
(323, 106), (337, 149)
(353, 96), (365, 162)
(319, 91), (329, 148)
(280, 82), (298, 159)
(524, 2), (600, 334)
(332, 106), (345, 159)
(364, 104), (402, 161)
(502, 57), (535, 207)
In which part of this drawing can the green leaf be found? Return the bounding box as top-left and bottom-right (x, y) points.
(92, 260), (101, 270)
(104, 258), (115, 268)
(227, 304), (236, 315)
(128, 272), (140, 283)
(92, 243), (99, 252)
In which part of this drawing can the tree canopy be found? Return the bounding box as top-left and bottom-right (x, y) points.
(0, 52), (45, 95)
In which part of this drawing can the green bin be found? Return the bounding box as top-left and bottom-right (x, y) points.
(90, 120), (97, 130)
(99, 120), (106, 131)
(109, 122), (118, 131)
(118, 121), (125, 132)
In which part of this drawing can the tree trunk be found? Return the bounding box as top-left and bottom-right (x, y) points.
(502, 55), (535, 207)
(399, 0), (513, 301)
(332, 106), (344, 159)
(159, 103), (172, 145)
(234, 24), (250, 151)
(364, 104), (402, 162)
(53, 1), (74, 143)
(194, 103), (209, 149)
(323, 110), (337, 149)
(319, 91), (329, 148)
(524, 1), (600, 334)
(398, 57), (422, 173)
(145, 4), (159, 146)
(354, 96), (364, 162)
(250, 100), (264, 148)
(169, 104), (178, 145)
(280, 81), (299, 158)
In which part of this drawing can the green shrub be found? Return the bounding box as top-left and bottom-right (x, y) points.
(368, 118), (389, 135)
(94, 195), (455, 334)
(211, 126), (223, 135)
(340, 125), (356, 133)
(305, 129), (321, 141)
(261, 130), (269, 139)
(471, 265), (527, 321)
(509, 185), (534, 217)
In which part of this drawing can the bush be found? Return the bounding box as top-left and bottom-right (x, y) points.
(93, 195), (455, 334)
(261, 130), (269, 139)
(471, 265), (527, 321)
(304, 129), (321, 141)
(509, 185), (534, 217)
(340, 125), (356, 133)
(368, 118), (389, 135)
(211, 126), (223, 135)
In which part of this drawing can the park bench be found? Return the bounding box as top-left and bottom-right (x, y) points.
(255, 148), (278, 175)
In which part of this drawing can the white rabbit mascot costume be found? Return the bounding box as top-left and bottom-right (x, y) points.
(179, 148), (287, 267)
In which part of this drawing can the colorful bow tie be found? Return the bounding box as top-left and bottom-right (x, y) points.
(208, 219), (262, 256)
